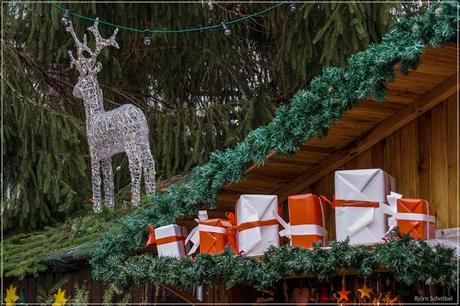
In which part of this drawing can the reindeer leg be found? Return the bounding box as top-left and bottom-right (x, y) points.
(141, 146), (156, 196)
(101, 158), (114, 208)
(127, 146), (142, 206)
(91, 159), (102, 213)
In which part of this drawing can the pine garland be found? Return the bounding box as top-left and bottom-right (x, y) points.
(95, 236), (458, 291)
(90, 1), (459, 289)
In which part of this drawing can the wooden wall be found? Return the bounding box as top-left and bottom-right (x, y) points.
(299, 93), (458, 240)
(3, 267), (189, 304)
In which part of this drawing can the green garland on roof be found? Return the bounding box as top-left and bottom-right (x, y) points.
(90, 2), (458, 288)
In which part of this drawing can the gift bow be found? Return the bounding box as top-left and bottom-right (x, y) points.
(185, 210), (239, 255)
(385, 192), (435, 238)
(147, 225), (156, 246)
(146, 224), (185, 246)
(273, 197), (328, 244)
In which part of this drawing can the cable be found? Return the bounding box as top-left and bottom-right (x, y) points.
(48, 1), (288, 34)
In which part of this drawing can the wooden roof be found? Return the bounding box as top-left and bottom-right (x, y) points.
(213, 43), (458, 212)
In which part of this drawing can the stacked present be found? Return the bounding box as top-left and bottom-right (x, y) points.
(333, 168), (395, 245)
(146, 168), (437, 257)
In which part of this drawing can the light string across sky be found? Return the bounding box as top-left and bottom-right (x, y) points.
(49, 0), (295, 41)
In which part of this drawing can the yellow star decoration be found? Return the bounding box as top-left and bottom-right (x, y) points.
(337, 286), (350, 303)
(357, 283), (372, 299)
(52, 288), (68, 306)
(5, 285), (19, 306)
(382, 292), (400, 305)
(372, 293), (382, 306)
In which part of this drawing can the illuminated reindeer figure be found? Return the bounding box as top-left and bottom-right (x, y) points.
(65, 19), (156, 212)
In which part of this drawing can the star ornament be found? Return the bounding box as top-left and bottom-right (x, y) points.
(382, 292), (400, 305)
(52, 288), (68, 306)
(337, 286), (350, 303)
(357, 283), (372, 299)
(5, 285), (19, 306)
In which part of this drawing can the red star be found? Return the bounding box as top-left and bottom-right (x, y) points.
(337, 286), (350, 302)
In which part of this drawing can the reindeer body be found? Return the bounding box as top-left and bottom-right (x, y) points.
(66, 20), (155, 212)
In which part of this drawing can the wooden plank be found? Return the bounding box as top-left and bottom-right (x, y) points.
(417, 112), (432, 201)
(431, 102), (449, 229)
(44, 273), (53, 295)
(394, 70), (449, 85)
(204, 284), (214, 304)
(383, 90), (420, 104)
(446, 94), (458, 228)
(392, 130), (402, 191)
(273, 73), (458, 202)
(346, 105), (400, 119)
(409, 63), (457, 77)
(131, 284), (144, 303)
(385, 133), (397, 189)
(372, 140), (386, 170)
(160, 284), (201, 304)
(386, 78), (440, 95)
(357, 148), (372, 168)
(399, 120), (419, 197)
(91, 280), (102, 303)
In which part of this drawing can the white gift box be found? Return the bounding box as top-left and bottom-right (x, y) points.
(334, 169), (395, 245)
(426, 228), (460, 257)
(236, 195), (279, 256)
(154, 224), (187, 257)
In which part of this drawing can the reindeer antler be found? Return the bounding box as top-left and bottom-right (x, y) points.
(87, 18), (119, 57)
(65, 18), (119, 76)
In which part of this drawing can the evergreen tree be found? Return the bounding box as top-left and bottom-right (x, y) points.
(3, 2), (404, 230)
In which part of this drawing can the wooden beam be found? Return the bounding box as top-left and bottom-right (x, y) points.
(160, 284), (202, 305)
(274, 72), (459, 203)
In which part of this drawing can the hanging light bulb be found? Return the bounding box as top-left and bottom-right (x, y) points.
(61, 9), (71, 25)
(144, 30), (151, 46)
(221, 22), (231, 36)
(288, 2), (296, 13)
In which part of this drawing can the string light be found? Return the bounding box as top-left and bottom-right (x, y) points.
(144, 31), (151, 46)
(48, 1), (289, 34)
(221, 22), (231, 36)
(288, 2), (296, 12)
(61, 9), (71, 25)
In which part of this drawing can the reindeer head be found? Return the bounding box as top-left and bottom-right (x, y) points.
(65, 19), (119, 100)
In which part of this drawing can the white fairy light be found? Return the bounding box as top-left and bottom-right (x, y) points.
(65, 19), (156, 212)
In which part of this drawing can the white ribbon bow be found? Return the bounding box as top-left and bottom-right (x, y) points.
(185, 210), (228, 255)
(385, 192), (435, 238)
(272, 198), (328, 245)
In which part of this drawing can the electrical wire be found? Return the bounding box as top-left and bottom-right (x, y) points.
(48, 1), (289, 34)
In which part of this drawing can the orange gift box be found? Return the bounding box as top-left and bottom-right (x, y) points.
(198, 218), (236, 254)
(185, 211), (238, 255)
(396, 198), (435, 240)
(286, 194), (328, 248)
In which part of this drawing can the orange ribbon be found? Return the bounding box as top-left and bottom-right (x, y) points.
(224, 212), (239, 254)
(320, 195), (379, 209)
(332, 199), (379, 208)
(147, 225), (185, 246)
(236, 219), (279, 231)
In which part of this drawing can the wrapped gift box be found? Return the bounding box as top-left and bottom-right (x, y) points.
(334, 168), (395, 245)
(428, 228), (460, 257)
(276, 194), (328, 248)
(236, 195), (279, 256)
(147, 224), (187, 257)
(387, 192), (436, 240)
(186, 210), (237, 255)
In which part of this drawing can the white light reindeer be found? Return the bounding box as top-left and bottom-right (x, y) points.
(65, 19), (156, 212)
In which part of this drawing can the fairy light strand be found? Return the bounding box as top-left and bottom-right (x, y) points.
(49, 1), (289, 34)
